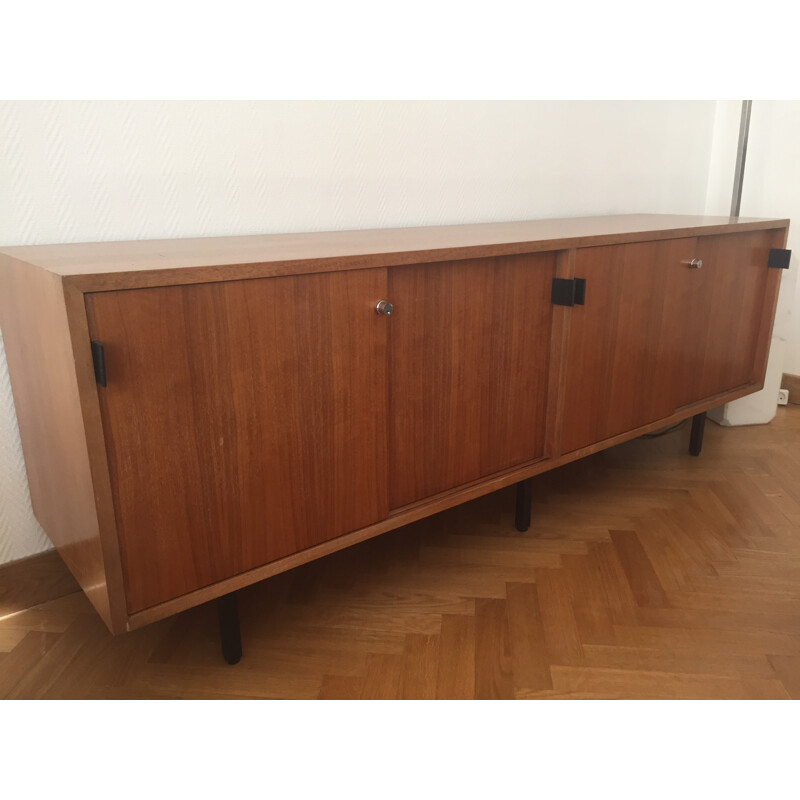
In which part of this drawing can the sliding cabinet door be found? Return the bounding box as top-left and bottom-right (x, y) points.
(389, 253), (555, 508)
(87, 269), (389, 612)
(671, 229), (777, 408)
(560, 238), (697, 453)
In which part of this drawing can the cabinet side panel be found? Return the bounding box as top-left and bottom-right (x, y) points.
(0, 256), (114, 628)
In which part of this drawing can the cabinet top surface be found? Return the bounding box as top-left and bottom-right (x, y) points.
(0, 213), (789, 291)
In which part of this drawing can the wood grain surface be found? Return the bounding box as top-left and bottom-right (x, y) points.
(560, 238), (697, 453)
(126, 377), (762, 630)
(673, 229), (777, 407)
(1, 214), (790, 635)
(388, 253), (555, 507)
(85, 268), (389, 613)
(0, 550), (80, 617)
(0, 214), (787, 292)
(3, 405), (799, 699)
(560, 229), (784, 452)
(782, 373), (800, 405)
(0, 255), (121, 629)
(542, 250), (575, 458)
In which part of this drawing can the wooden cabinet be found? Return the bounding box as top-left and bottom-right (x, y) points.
(0, 214), (789, 638)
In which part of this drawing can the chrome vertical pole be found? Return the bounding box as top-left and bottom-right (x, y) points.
(730, 100), (752, 217)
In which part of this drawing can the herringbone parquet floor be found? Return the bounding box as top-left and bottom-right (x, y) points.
(2, 408), (799, 699)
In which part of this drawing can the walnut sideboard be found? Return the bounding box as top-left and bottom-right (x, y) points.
(0, 214), (791, 663)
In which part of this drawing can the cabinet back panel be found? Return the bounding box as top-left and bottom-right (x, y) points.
(388, 253), (555, 508)
(86, 269), (389, 613)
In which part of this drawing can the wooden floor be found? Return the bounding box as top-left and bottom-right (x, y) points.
(2, 407), (799, 699)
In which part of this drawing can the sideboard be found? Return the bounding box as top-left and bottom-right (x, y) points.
(0, 214), (790, 663)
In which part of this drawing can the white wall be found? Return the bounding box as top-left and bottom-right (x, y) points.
(0, 99), (723, 564)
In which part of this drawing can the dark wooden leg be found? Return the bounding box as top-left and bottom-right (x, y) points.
(515, 478), (533, 532)
(689, 412), (706, 457)
(217, 592), (242, 665)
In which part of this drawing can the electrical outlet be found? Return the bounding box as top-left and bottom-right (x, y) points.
(778, 388), (789, 406)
